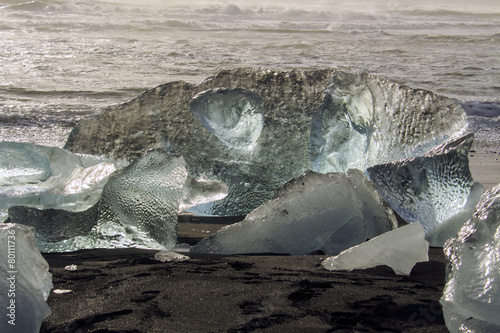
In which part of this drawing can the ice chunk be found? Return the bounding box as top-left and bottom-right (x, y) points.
(95, 149), (187, 250)
(6, 204), (99, 243)
(0, 223), (52, 332)
(8, 149), (188, 252)
(0, 142), (51, 186)
(367, 134), (483, 246)
(64, 69), (467, 216)
(0, 142), (116, 221)
(322, 223), (429, 276)
(154, 251), (190, 262)
(191, 169), (397, 255)
(440, 185), (500, 332)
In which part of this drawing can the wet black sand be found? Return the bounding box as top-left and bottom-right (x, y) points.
(41, 216), (448, 333)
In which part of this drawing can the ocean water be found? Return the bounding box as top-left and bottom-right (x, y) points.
(0, 0), (499, 148)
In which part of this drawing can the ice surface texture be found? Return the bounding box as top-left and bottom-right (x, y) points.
(0, 142), (52, 186)
(322, 222), (429, 276)
(440, 185), (500, 332)
(7, 149), (187, 252)
(0, 142), (116, 221)
(0, 223), (52, 332)
(191, 169), (397, 255)
(367, 134), (483, 246)
(64, 69), (467, 216)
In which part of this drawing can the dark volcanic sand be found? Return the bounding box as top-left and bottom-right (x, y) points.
(41, 216), (448, 333)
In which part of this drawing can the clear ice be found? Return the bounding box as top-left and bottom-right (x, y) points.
(0, 142), (116, 221)
(367, 134), (483, 246)
(64, 69), (467, 216)
(191, 169), (397, 255)
(0, 223), (52, 332)
(7, 149), (187, 252)
(440, 185), (500, 332)
(322, 222), (429, 276)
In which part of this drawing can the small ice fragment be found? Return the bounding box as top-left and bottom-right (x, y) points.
(322, 223), (429, 276)
(64, 264), (78, 271)
(154, 251), (190, 262)
(53, 289), (74, 294)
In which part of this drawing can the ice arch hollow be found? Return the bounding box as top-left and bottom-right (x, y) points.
(190, 88), (264, 151)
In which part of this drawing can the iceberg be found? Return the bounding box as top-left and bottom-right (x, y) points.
(0, 223), (52, 332)
(440, 185), (500, 332)
(367, 134), (483, 246)
(64, 69), (467, 216)
(191, 169), (398, 255)
(7, 149), (187, 252)
(322, 222), (429, 276)
(0, 142), (116, 221)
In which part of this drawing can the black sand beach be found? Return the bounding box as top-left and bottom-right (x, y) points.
(40, 220), (447, 333)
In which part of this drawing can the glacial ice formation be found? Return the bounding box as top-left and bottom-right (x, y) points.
(7, 149), (187, 252)
(367, 134), (483, 246)
(0, 223), (52, 332)
(322, 222), (429, 276)
(64, 69), (467, 216)
(191, 169), (397, 255)
(0, 142), (116, 221)
(440, 185), (500, 332)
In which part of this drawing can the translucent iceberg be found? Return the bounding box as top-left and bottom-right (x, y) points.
(367, 134), (483, 246)
(0, 142), (116, 221)
(322, 223), (429, 276)
(191, 169), (397, 255)
(64, 69), (467, 216)
(7, 149), (187, 252)
(440, 185), (500, 332)
(0, 223), (52, 332)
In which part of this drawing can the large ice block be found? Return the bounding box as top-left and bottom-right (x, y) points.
(7, 149), (187, 252)
(0, 142), (116, 221)
(191, 169), (397, 255)
(322, 223), (429, 276)
(440, 185), (500, 332)
(0, 223), (52, 332)
(367, 134), (483, 246)
(64, 69), (467, 216)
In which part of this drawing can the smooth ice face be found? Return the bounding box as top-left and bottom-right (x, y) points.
(322, 223), (429, 276)
(191, 169), (397, 255)
(0, 142), (52, 186)
(8, 149), (188, 252)
(440, 185), (500, 332)
(191, 88), (264, 151)
(64, 69), (467, 216)
(367, 134), (483, 246)
(0, 224), (52, 333)
(0, 142), (116, 221)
